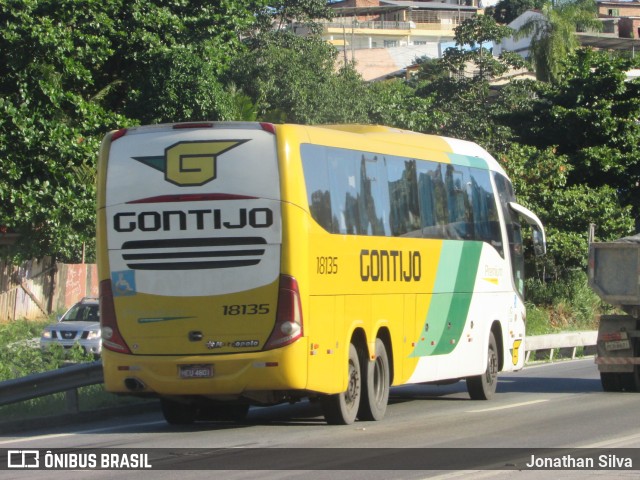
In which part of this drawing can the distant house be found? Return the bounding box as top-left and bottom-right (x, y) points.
(597, 0), (640, 39)
(597, 0), (640, 19)
(316, 0), (480, 80)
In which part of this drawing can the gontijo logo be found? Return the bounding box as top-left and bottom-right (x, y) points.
(133, 140), (248, 187)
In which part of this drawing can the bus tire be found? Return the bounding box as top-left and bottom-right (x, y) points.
(467, 332), (498, 400)
(320, 343), (361, 425)
(358, 338), (390, 421)
(160, 398), (196, 425)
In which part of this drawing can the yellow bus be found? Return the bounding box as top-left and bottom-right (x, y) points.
(96, 122), (545, 425)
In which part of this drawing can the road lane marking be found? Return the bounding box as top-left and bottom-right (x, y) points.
(466, 399), (548, 413)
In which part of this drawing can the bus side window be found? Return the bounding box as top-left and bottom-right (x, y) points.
(328, 149), (360, 235)
(417, 160), (448, 239)
(360, 153), (390, 236)
(387, 157), (421, 237)
(468, 167), (503, 256)
(301, 145), (334, 233)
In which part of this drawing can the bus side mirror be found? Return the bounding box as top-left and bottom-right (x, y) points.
(532, 228), (546, 257)
(508, 202), (546, 257)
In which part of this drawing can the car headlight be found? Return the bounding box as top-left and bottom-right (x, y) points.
(86, 330), (101, 340)
(42, 331), (52, 339)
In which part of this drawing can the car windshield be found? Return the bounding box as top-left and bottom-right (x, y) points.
(62, 304), (99, 322)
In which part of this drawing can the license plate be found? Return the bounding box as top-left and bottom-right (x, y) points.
(179, 364), (213, 379)
(605, 340), (631, 351)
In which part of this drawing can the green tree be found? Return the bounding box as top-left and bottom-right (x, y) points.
(229, 31), (369, 124)
(492, 0), (546, 24)
(501, 143), (634, 276)
(446, 14), (519, 81)
(0, 0), (130, 261)
(366, 80), (442, 133)
(413, 16), (525, 149)
(507, 50), (640, 222)
(517, 0), (601, 82)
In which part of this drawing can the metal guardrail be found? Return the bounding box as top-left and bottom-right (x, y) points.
(0, 332), (598, 413)
(0, 360), (103, 412)
(524, 331), (598, 362)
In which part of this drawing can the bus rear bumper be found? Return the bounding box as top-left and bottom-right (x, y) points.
(102, 339), (309, 400)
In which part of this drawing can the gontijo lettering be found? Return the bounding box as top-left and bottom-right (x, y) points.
(113, 208), (273, 232)
(360, 249), (421, 282)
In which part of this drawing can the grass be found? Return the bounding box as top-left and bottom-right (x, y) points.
(0, 314), (147, 424)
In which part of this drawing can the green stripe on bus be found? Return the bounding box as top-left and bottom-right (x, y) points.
(447, 153), (489, 170)
(410, 241), (483, 358)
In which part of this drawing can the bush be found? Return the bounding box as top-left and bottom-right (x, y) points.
(524, 270), (611, 333)
(0, 317), (146, 423)
(0, 317), (94, 381)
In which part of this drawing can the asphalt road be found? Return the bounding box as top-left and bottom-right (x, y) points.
(2, 358), (640, 479)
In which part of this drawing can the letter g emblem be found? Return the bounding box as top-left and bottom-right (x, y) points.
(164, 140), (246, 186)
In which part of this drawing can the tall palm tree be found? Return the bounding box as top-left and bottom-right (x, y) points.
(518, 0), (601, 83)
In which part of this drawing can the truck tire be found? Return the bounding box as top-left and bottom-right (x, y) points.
(600, 372), (624, 392)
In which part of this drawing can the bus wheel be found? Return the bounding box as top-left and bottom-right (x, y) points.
(467, 332), (498, 400)
(358, 338), (390, 421)
(160, 398), (196, 425)
(321, 343), (361, 425)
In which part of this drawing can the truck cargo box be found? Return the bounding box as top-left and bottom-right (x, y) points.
(589, 234), (640, 308)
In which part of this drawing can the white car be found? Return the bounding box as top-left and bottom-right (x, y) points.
(40, 298), (101, 357)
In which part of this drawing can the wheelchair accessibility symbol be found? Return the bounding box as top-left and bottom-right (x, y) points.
(112, 270), (136, 297)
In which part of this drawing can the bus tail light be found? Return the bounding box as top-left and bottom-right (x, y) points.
(99, 279), (132, 354)
(111, 128), (128, 141)
(264, 275), (303, 350)
(260, 122), (276, 135)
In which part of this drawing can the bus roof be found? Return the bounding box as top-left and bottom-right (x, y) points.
(108, 122), (508, 178)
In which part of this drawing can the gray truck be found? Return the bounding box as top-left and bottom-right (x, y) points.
(588, 234), (640, 392)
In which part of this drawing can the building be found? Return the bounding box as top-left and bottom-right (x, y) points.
(597, 1), (640, 39)
(320, 0), (480, 79)
(597, 0), (640, 18)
